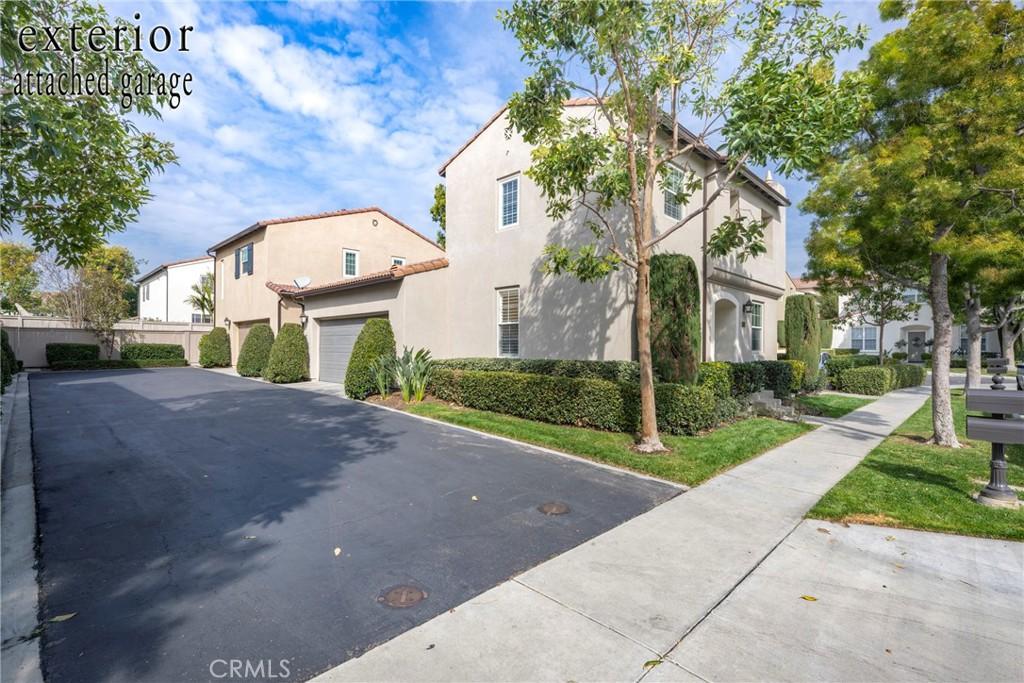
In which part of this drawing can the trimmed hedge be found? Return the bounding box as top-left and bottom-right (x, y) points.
(1, 329), (16, 392)
(819, 318), (834, 349)
(836, 363), (926, 396)
(263, 323), (309, 383)
(831, 348), (860, 355)
(730, 362), (766, 397)
(757, 360), (794, 398)
(784, 359), (806, 394)
(237, 324), (274, 377)
(697, 362), (732, 400)
(434, 357), (640, 383)
(198, 328), (231, 368)
(50, 359), (189, 371)
(650, 253), (701, 384)
(825, 354), (882, 388)
(785, 295), (821, 385)
(345, 318), (396, 399)
(121, 343), (185, 361)
(777, 319), (786, 348)
(46, 342), (99, 364)
(429, 369), (717, 435)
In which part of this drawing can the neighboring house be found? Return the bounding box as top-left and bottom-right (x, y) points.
(207, 207), (445, 364)
(270, 101), (790, 385)
(137, 256), (214, 323)
(788, 274), (998, 361)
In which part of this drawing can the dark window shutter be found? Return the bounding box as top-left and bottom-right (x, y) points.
(234, 248), (240, 279)
(245, 244), (254, 275)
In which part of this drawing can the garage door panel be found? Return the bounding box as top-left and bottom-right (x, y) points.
(318, 318), (373, 385)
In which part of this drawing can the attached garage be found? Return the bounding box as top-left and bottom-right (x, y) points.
(318, 317), (378, 384)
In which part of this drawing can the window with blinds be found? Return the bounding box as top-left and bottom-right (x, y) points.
(497, 287), (520, 357)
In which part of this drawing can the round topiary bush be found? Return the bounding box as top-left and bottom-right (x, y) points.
(198, 327), (231, 368)
(236, 324), (274, 377)
(262, 323), (309, 383)
(344, 318), (396, 399)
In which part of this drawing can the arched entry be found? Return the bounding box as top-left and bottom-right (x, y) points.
(714, 298), (739, 361)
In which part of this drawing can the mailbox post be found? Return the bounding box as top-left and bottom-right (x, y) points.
(966, 358), (1023, 509)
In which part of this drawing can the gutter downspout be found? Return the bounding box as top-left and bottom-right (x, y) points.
(701, 166), (716, 363)
(165, 270), (169, 322)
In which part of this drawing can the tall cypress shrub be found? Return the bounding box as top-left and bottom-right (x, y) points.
(785, 294), (821, 383)
(650, 253), (701, 384)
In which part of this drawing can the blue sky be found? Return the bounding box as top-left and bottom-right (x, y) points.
(94, 0), (894, 277)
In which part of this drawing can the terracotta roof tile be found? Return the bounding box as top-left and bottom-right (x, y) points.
(267, 257), (449, 299)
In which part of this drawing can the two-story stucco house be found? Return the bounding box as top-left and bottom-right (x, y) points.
(207, 207), (445, 364)
(137, 256), (214, 322)
(269, 101), (790, 386)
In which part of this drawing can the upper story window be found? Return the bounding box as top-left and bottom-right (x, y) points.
(234, 243), (253, 279)
(852, 325), (878, 352)
(959, 327), (988, 353)
(391, 256), (406, 267)
(497, 286), (520, 357)
(499, 175), (519, 229)
(664, 166), (684, 220)
(141, 283), (150, 302)
(750, 301), (764, 352)
(343, 249), (359, 278)
(192, 313), (211, 324)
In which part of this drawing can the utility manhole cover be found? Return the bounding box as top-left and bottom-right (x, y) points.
(537, 501), (570, 515)
(378, 585), (426, 608)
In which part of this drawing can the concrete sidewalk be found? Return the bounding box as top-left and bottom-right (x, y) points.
(314, 385), (933, 682)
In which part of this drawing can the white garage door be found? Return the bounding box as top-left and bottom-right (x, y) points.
(318, 317), (374, 385)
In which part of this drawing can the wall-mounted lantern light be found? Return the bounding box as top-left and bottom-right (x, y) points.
(299, 314), (309, 326)
(223, 317), (231, 328)
(742, 300), (755, 316)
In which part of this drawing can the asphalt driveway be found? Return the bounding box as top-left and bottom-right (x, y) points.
(29, 368), (676, 683)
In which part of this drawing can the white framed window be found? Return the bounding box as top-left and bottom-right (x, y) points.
(235, 243), (253, 278)
(498, 175), (519, 229)
(391, 256), (406, 267)
(664, 166), (684, 220)
(192, 313), (211, 324)
(750, 301), (764, 352)
(959, 327), (989, 353)
(343, 249), (359, 277)
(141, 283), (149, 302)
(497, 287), (520, 357)
(852, 325), (878, 352)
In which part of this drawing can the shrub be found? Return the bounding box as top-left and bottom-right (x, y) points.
(950, 359), (966, 368)
(393, 346), (434, 402)
(263, 323), (309, 383)
(711, 395), (743, 425)
(777, 319), (786, 348)
(892, 363), (926, 389)
(819, 318), (834, 349)
(344, 319), (396, 398)
(429, 369), (718, 435)
(837, 366), (893, 396)
(825, 354), (882, 388)
(46, 342), (100, 364)
(434, 357), (640, 383)
(236, 324), (274, 377)
(1, 329), (16, 392)
(783, 360), (806, 394)
(922, 352), (932, 361)
(198, 328), (231, 368)
(121, 343), (185, 361)
(756, 360), (794, 398)
(369, 355), (393, 397)
(650, 253), (701, 384)
(50, 359), (189, 371)
(892, 351), (908, 361)
(832, 348), (860, 355)
(785, 295), (821, 383)
(697, 362), (732, 399)
(730, 362), (766, 396)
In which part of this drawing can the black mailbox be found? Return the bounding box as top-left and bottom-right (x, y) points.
(966, 379), (1022, 508)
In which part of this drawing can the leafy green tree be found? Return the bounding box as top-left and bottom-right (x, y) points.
(185, 272), (215, 318)
(0, 241), (40, 312)
(83, 267), (130, 357)
(835, 276), (919, 366)
(802, 0), (1023, 446)
(430, 183), (446, 249)
(500, 0), (866, 451)
(1, 0), (177, 266)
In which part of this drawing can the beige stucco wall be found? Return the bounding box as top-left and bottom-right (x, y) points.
(301, 267), (450, 381)
(444, 107), (786, 362)
(211, 210), (444, 363)
(0, 316), (212, 366)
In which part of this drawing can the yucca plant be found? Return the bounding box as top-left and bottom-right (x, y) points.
(368, 354), (394, 397)
(393, 346), (435, 402)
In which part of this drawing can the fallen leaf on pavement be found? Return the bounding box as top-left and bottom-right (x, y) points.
(50, 613), (76, 622)
(885, 535), (896, 541)
(471, 495), (478, 501)
(643, 660), (662, 669)
(333, 547), (341, 557)
(816, 527), (831, 534)
(800, 595), (818, 602)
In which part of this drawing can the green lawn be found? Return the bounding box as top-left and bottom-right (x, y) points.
(797, 393), (875, 418)
(405, 403), (814, 487)
(810, 390), (1024, 541)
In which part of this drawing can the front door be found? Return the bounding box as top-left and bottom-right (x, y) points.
(907, 332), (926, 362)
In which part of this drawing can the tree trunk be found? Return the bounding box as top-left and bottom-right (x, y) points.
(999, 321), (1019, 367)
(927, 252), (961, 447)
(965, 288), (982, 389)
(878, 316), (886, 366)
(634, 255), (664, 453)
